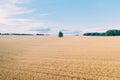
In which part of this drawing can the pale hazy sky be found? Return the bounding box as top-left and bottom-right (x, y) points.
(0, 0), (120, 34)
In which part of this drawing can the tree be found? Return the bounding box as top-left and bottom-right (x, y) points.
(83, 29), (120, 36)
(105, 30), (120, 36)
(83, 32), (105, 36)
(58, 32), (63, 37)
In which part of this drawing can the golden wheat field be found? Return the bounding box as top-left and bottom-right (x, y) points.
(0, 36), (120, 80)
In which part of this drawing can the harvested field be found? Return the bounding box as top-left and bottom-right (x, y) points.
(0, 36), (120, 80)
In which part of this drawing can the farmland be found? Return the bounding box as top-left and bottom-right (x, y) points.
(0, 36), (120, 80)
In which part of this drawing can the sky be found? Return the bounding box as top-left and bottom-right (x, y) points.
(0, 0), (120, 35)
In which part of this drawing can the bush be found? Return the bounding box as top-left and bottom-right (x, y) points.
(58, 32), (63, 37)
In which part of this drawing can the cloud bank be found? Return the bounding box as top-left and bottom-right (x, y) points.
(0, 0), (52, 34)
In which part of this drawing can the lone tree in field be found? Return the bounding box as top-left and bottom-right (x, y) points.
(58, 31), (63, 38)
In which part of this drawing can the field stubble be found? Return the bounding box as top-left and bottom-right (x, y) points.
(0, 36), (120, 80)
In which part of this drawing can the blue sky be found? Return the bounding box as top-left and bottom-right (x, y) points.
(0, 0), (120, 35)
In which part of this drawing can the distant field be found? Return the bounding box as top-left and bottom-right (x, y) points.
(0, 36), (120, 80)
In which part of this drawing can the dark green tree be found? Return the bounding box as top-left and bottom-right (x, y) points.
(83, 32), (105, 36)
(105, 30), (120, 36)
(58, 32), (63, 37)
(83, 29), (120, 36)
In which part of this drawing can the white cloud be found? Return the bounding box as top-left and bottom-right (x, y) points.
(0, 0), (86, 35)
(40, 13), (49, 16)
(82, 26), (120, 34)
(0, 0), (49, 34)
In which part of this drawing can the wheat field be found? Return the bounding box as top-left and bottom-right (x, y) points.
(0, 36), (120, 80)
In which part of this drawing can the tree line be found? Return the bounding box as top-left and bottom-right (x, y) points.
(83, 29), (120, 36)
(1, 29), (120, 36)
